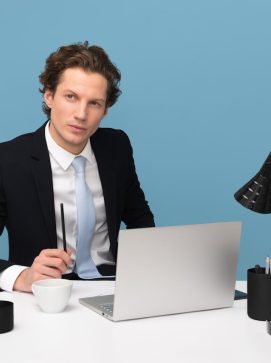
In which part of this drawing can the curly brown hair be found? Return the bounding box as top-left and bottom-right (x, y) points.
(39, 41), (121, 118)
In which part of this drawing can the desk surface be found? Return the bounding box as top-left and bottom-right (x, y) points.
(0, 281), (270, 363)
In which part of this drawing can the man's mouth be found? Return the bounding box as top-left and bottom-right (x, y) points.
(68, 124), (87, 132)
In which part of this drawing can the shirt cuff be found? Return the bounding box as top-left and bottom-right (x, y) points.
(0, 265), (28, 292)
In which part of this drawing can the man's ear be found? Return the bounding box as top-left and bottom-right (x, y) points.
(44, 89), (53, 108)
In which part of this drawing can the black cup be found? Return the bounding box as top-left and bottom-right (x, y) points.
(247, 268), (271, 321)
(0, 301), (14, 334)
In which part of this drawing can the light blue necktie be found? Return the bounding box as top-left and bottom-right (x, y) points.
(72, 156), (101, 279)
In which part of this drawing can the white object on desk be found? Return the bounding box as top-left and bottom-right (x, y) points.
(0, 281), (271, 363)
(32, 279), (73, 313)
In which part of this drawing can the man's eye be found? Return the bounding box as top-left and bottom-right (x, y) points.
(66, 94), (75, 100)
(90, 101), (101, 107)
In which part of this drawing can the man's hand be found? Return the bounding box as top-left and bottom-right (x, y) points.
(13, 248), (73, 292)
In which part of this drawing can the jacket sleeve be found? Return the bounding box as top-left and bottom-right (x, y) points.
(121, 133), (155, 229)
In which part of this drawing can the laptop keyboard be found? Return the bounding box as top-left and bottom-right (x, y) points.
(100, 303), (113, 315)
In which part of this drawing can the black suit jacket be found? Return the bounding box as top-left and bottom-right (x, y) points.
(0, 123), (154, 274)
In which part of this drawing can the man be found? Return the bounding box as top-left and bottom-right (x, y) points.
(0, 42), (154, 292)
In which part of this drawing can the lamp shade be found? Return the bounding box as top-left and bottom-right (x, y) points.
(234, 152), (271, 213)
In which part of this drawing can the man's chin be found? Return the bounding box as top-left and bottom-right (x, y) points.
(59, 136), (88, 154)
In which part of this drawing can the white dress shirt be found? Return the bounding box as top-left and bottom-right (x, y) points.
(0, 122), (114, 291)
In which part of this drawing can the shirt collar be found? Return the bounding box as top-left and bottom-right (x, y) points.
(45, 121), (94, 170)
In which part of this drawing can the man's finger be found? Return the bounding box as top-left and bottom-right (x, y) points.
(39, 249), (72, 266)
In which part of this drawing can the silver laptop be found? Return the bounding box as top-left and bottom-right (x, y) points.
(79, 221), (241, 321)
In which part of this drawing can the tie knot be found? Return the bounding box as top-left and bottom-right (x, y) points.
(72, 156), (86, 174)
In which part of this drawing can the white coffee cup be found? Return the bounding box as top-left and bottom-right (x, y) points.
(32, 279), (73, 313)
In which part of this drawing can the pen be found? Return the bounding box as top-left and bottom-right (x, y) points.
(254, 264), (261, 274)
(60, 203), (67, 252)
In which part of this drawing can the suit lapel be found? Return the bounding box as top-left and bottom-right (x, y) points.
(91, 130), (117, 244)
(30, 124), (57, 248)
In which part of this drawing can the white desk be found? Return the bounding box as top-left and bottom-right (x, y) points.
(0, 281), (270, 363)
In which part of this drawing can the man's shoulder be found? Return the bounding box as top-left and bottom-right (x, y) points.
(93, 127), (131, 147)
(0, 131), (34, 148)
(94, 127), (128, 139)
(0, 124), (45, 159)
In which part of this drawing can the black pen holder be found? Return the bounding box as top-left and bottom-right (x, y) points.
(247, 268), (271, 321)
(0, 301), (13, 334)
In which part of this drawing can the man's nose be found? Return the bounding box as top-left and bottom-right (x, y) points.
(74, 102), (87, 120)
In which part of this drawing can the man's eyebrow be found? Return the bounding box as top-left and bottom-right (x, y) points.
(63, 89), (76, 93)
(91, 98), (106, 102)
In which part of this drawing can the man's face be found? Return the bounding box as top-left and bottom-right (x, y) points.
(44, 67), (108, 154)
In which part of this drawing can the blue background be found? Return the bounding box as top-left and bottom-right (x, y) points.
(0, 0), (271, 279)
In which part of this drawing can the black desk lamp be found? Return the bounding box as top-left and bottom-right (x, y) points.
(234, 152), (271, 213)
(234, 152), (271, 335)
